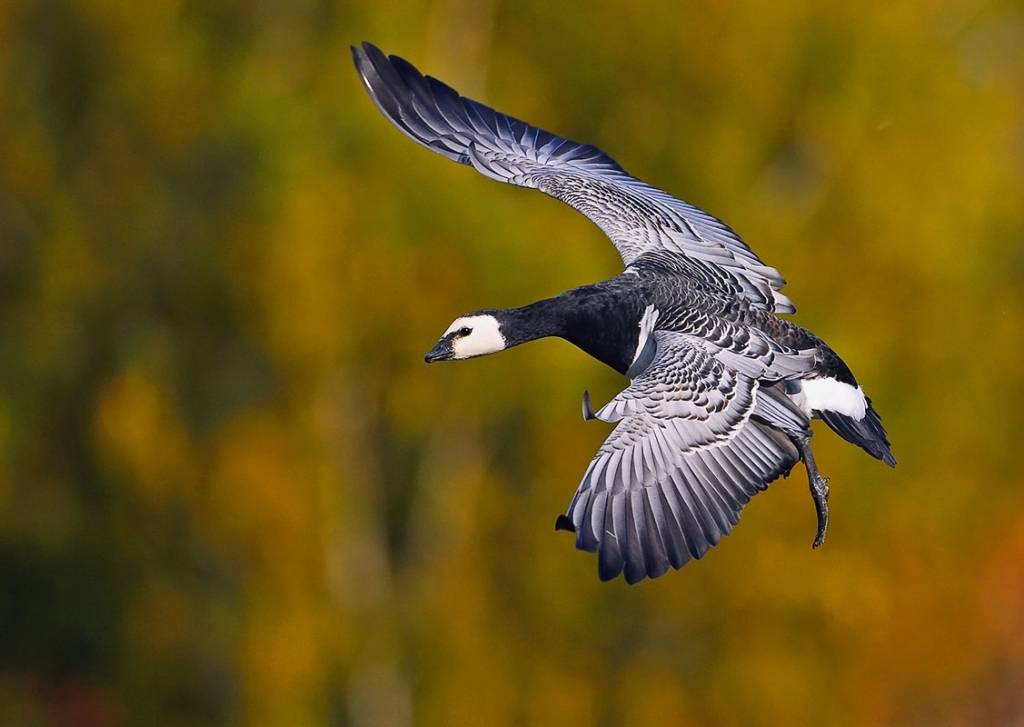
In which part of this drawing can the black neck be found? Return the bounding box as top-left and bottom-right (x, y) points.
(496, 284), (641, 374)
(500, 296), (570, 345)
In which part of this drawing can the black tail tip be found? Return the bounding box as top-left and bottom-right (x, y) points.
(554, 514), (575, 533)
(819, 405), (896, 469)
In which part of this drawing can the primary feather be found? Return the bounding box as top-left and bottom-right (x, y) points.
(352, 42), (794, 314)
(354, 42), (894, 583)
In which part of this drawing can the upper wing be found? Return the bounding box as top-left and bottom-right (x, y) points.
(352, 42), (794, 314)
(559, 332), (807, 583)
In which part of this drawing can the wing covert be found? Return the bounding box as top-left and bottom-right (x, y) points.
(352, 42), (794, 313)
(560, 333), (803, 583)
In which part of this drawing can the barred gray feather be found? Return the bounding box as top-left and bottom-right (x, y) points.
(564, 333), (799, 583)
(352, 42), (794, 314)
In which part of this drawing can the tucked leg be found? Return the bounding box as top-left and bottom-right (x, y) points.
(795, 432), (830, 549)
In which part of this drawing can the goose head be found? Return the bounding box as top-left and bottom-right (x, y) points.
(425, 313), (507, 363)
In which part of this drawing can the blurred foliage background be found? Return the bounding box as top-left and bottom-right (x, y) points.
(1, 0), (1023, 724)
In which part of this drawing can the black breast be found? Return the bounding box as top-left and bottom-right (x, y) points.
(556, 279), (647, 375)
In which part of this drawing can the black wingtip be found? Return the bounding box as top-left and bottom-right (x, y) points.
(350, 42), (373, 80)
(598, 561), (621, 582)
(357, 40), (381, 57)
(597, 568), (616, 582)
(554, 515), (575, 533)
(351, 41), (374, 62)
(623, 570), (647, 586)
(351, 41), (391, 81)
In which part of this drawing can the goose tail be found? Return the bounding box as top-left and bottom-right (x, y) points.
(819, 397), (896, 467)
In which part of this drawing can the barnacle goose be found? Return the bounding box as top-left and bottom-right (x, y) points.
(353, 42), (895, 584)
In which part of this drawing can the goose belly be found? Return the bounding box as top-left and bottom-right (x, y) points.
(791, 376), (867, 420)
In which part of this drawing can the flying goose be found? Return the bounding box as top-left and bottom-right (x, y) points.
(352, 42), (895, 584)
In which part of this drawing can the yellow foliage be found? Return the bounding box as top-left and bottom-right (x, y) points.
(1, 1), (1022, 724)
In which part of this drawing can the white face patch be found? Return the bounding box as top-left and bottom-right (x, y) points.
(445, 314), (506, 359)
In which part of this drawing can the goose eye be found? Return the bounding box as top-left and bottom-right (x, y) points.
(457, 327), (472, 337)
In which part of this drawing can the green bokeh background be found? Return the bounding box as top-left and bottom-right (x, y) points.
(2, 1), (1023, 724)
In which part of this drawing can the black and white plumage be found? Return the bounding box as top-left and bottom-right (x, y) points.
(353, 42), (895, 584)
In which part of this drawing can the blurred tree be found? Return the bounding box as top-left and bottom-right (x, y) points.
(0, 0), (1022, 725)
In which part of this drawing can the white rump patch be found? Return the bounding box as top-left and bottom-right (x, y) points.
(796, 377), (867, 419)
(446, 314), (506, 359)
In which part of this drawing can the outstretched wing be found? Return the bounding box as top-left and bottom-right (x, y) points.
(559, 332), (806, 583)
(352, 42), (794, 314)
